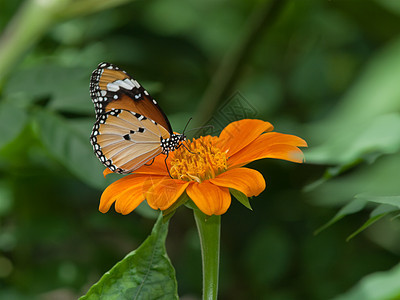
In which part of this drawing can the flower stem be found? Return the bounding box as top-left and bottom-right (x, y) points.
(193, 209), (221, 300)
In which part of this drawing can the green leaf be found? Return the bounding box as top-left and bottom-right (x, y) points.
(80, 213), (178, 300)
(4, 64), (93, 114)
(307, 152), (400, 207)
(346, 214), (386, 242)
(306, 113), (400, 166)
(345, 197), (400, 241)
(370, 203), (400, 218)
(305, 36), (400, 166)
(314, 198), (367, 235)
(315, 194), (400, 239)
(33, 109), (106, 189)
(184, 199), (198, 210)
(0, 101), (28, 149)
(303, 160), (362, 192)
(230, 188), (252, 210)
(332, 262), (400, 300)
(355, 194), (400, 209)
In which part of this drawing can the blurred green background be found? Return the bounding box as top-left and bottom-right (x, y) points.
(1, 0), (400, 299)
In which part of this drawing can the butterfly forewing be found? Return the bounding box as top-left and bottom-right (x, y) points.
(90, 62), (173, 133)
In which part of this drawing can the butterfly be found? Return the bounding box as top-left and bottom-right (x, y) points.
(89, 62), (186, 175)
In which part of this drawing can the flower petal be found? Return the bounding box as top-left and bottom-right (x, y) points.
(209, 167), (265, 197)
(99, 174), (155, 214)
(228, 132), (307, 168)
(145, 178), (190, 211)
(186, 181), (231, 215)
(114, 187), (146, 215)
(103, 168), (114, 177)
(218, 119), (274, 156)
(256, 132), (307, 147)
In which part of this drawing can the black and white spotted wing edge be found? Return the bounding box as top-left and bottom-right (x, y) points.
(90, 62), (123, 118)
(90, 109), (152, 174)
(91, 108), (122, 173)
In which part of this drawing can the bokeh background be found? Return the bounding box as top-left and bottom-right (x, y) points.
(1, 0), (400, 299)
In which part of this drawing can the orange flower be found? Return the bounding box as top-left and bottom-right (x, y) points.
(99, 119), (307, 216)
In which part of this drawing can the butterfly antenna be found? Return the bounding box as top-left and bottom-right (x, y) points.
(182, 117), (193, 135)
(184, 124), (214, 134)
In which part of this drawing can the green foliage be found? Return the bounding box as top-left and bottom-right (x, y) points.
(5, 64), (93, 114)
(0, 101), (28, 149)
(162, 192), (190, 222)
(230, 188), (252, 210)
(316, 195), (400, 241)
(305, 36), (400, 167)
(33, 108), (106, 189)
(1, 0), (400, 299)
(314, 197), (367, 235)
(80, 214), (178, 300)
(333, 262), (400, 300)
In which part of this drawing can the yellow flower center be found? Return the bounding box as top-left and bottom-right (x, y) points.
(170, 136), (227, 182)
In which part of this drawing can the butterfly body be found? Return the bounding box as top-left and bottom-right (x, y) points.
(90, 62), (185, 174)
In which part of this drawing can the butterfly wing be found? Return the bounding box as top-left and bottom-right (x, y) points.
(90, 62), (173, 134)
(90, 62), (174, 174)
(90, 108), (170, 174)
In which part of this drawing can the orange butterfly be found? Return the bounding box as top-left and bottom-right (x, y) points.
(89, 62), (185, 174)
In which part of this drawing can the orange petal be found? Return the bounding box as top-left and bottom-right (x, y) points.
(114, 184), (147, 215)
(217, 119), (274, 157)
(145, 178), (190, 211)
(229, 144), (305, 169)
(103, 168), (114, 177)
(209, 167), (265, 197)
(99, 174), (163, 214)
(186, 181), (231, 216)
(253, 132), (307, 148)
(227, 132), (307, 168)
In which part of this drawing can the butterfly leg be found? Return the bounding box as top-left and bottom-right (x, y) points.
(181, 142), (197, 154)
(144, 158), (155, 166)
(164, 153), (173, 179)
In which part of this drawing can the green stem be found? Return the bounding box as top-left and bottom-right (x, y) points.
(193, 209), (221, 300)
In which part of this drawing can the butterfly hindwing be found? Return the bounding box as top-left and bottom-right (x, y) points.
(90, 109), (170, 174)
